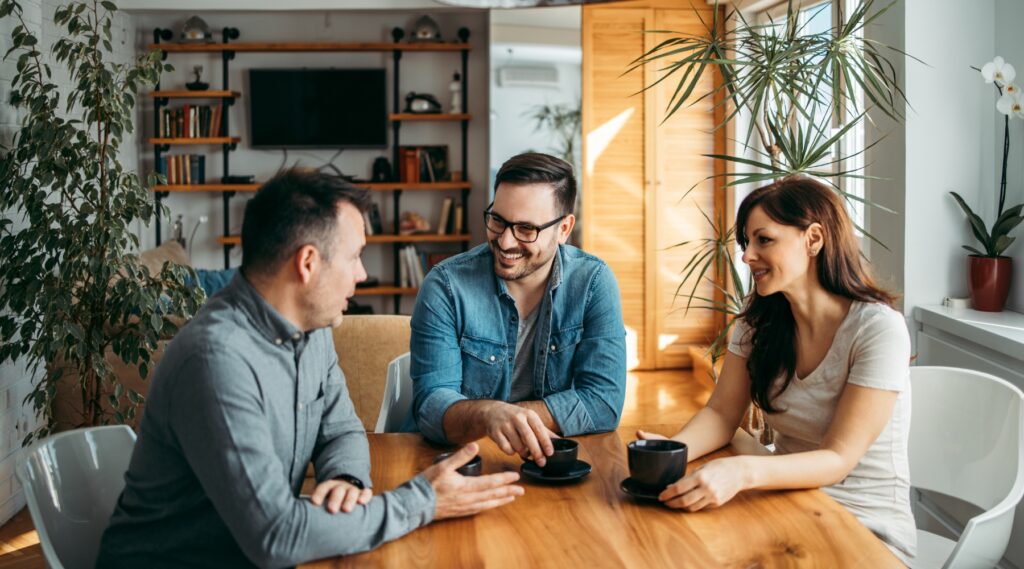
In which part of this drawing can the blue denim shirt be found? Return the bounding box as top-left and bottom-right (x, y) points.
(409, 243), (627, 443)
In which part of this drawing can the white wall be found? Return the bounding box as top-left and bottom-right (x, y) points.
(994, 0), (1024, 311)
(131, 10), (489, 314)
(0, 0), (137, 526)
(902, 0), (997, 315)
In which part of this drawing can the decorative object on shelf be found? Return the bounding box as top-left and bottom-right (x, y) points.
(0, 0), (204, 442)
(222, 174), (256, 184)
(399, 211), (431, 235)
(180, 15), (213, 43)
(404, 92), (442, 114)
(185, 65), (209, 91)
(344, 299), (375, 315)
(409, 15), (441, 42)
(950, 56), (1024, 312)
(172, 214), (186, 248)
(372, 156), (393, 182)
(449, 72), (462, 113)
(188, 215), (209, 261)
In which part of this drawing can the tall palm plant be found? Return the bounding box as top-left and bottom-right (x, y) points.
(633, 0), (910, 374)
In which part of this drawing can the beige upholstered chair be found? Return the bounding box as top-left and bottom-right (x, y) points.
(331, 314), (412, 431)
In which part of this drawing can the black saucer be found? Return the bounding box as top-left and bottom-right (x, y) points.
(520, 459), (592, 482)
(620, 477), (663, 501)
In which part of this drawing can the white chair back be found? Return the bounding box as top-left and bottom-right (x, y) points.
(375, 352), (412, 433)
(909, 366), (1024, 568)
(16, 425), (137, 569)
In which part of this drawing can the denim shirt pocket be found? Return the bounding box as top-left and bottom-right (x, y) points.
(459, 335), (507, 398)
(544, 326), (583, 393)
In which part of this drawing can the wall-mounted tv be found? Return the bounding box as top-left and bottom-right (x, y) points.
(248, 68), (387, 149)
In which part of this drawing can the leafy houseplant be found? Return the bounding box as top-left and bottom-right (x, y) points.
(526, 101), (582, 167)
(632, 0), (908, 372)
(949, 56), (1024, 312)
(0, 0), (204, 443)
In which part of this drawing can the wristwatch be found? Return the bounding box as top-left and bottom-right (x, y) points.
(334, 474), (365, 490)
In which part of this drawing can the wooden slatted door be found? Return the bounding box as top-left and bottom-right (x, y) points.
(582, 7), (650, 370)
(583, 3), (724, 370)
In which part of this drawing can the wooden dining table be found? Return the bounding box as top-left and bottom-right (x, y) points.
(301, 424), (902, 568)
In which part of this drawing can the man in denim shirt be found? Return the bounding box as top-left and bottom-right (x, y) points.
(410, 153), (627, 466)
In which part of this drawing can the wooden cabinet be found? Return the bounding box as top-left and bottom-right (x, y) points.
(582, 2), (724, 370)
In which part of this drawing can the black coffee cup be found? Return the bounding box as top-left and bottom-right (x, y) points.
(433, 452), (483, 477)
(627, 439), (687, 491)
(537, 438), (578, 476)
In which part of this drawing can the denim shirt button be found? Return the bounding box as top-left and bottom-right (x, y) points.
(274, 338), (283, 346)
(550, 344), (557, 351)
(489, 355), (496, 362)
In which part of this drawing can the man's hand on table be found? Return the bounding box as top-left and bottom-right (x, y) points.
(482, 401), (557, 466)
(423, 442), (524, 520)
(309, 479), (373, 514)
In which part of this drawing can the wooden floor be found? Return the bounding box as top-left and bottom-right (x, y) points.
(0, 369), (708, 568)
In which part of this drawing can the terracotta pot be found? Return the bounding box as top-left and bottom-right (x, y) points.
(968, 255), (1013, 312)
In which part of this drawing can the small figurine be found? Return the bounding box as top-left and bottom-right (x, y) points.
(186, 65), (209, 91)
(399, 211), (430, 235)
(449, 72), (462, 113)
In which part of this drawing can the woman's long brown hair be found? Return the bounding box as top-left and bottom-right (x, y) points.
(735, 176), (896, 413)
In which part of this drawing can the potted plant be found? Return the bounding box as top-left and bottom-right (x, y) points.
(949, 56), (1024, 312)
(0, 0), (204, 443)
(631, 0), (908, 368)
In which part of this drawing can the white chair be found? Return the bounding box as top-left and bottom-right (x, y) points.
(16, 425), (137, 569)
(909, 366), (1024, 569)
(375, 352), (413, 433)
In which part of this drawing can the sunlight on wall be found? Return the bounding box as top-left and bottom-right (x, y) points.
(658, 334), (679, 351)
(585, 107), (635, 176)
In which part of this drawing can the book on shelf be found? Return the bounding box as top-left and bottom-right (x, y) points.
(436, 197), (453, 235)
(362, 212), (375, 236)
(399, 147), (420, 183)
(399, 145), (450, 183)
(367, 203), (384, 234)
(452, 204), (464, 235)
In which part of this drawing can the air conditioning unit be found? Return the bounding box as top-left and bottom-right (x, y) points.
(497, 65), (559, 89)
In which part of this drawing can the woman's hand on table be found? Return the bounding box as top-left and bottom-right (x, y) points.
(658, 456), (751, 512)
(423, 443), (524, 520)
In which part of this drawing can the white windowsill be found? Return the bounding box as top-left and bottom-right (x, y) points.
(914, 305), (1024, 362)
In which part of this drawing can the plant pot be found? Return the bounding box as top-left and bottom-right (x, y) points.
(968, 255), (1013, 312)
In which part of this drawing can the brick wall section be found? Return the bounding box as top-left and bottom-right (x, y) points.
(0, 0), (138, 526)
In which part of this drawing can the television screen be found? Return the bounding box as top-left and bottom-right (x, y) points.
(248, 68), (387, 148)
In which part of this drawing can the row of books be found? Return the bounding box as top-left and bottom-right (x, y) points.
(158, 155), (206, 185)
(159, 105), (224, 139)
(398, 146), (449, 183)
(436, 197), (464, 235)
(362, 203), (386, 235)
(398, 246), (456, 288)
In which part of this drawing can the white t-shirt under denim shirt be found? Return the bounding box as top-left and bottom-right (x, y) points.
(728, 301), (916, 565)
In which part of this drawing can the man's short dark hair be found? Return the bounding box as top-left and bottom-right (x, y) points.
(241, 168), (371, 276)
(493, 152), (577, 216)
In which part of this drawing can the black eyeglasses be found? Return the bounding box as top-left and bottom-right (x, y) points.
(483, 209), (566, 243)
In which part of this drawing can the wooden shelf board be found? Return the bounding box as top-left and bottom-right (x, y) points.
(150, 137), (240, 145)
(389, 113), (471, 122)
(217, 236), (241, 246)
(354, 286), (418, 296)
(360, 181), (470, 191)
(150, 90), (239, 98)
(367, 234), (471, 243)
(149, 42), (471, 53)
(155, 184), (260, 193)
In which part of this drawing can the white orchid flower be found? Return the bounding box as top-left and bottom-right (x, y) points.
(997, 91), (1024, 119)
(982, 56), (1017, 86)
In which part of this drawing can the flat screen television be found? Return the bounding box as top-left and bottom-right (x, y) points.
(248, 68), (387, 148)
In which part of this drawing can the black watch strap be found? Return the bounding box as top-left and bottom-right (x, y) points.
(334, 474), (365, 490)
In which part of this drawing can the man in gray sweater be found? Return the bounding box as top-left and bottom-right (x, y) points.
(97, 169), (522, 568)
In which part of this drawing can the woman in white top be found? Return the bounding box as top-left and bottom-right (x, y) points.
(640, 176), (915, 564)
